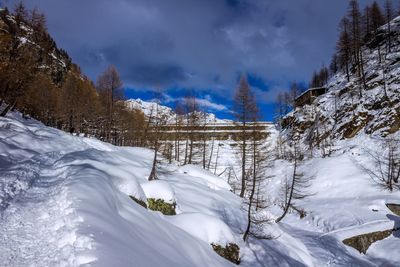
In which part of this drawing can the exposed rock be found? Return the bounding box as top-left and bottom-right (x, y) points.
(343, 229), (393, 254)
(211, 243), (240, 264)
(386, 203), (400, 216)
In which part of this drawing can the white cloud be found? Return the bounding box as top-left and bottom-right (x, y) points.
(163, 94), (228, 112)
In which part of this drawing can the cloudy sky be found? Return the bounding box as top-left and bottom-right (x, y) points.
(7, 0), (387, 119)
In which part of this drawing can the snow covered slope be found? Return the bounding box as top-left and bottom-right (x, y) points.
(284, 17), (400, 142)
(1, 111), (399, 267)
(0, 112), (241, 267)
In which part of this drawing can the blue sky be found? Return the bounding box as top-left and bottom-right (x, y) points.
(13, 0), (387, 121)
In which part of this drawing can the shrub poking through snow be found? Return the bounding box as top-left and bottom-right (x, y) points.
(211, 243), (240, 264)
(129, 195), (147, 209)
(148, 198), (176, 215)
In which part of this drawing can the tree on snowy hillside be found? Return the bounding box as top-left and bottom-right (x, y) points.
(174, 101), (185, 163)
(243, 125), (273, 241)
(200, 110), (209, 169)
(148, 90), (167, 181)
(362, 138), (400, 191)
(385, 0), (394, 53)
(276, 140), (312, 223)
(183, 94), (199, 165)
(96, 65), (123, 144)
(370, 1), (385, 62)
(310, 66), (329, 88)
(0, 10), (38, 116)
(233, 76), (258, 198)
(337, 17), (352, 82)
(348, 0), (367, 94)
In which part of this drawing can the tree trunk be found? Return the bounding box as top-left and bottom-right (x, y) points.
(207, 136), (215, 170)
(148, 147), (158, 181)
(0, 102), (15, 117)
(243, 138), (257, 242)
(240, 121), (247, 198)
(276, 147), (298, 223)
(202, 137), (206, 169)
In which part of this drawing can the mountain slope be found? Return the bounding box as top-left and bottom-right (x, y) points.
(125, 98), (232, 124)
(283, 17), (400, 142)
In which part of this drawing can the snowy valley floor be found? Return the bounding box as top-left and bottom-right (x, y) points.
(0, 113), (399, 267)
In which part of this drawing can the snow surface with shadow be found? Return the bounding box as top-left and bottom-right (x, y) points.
(1, 112), (399, 266)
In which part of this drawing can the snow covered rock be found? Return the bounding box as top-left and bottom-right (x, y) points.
(141, 180), (176, 204)
(343, 229), (394, 254)
(167, 212), (240, 263)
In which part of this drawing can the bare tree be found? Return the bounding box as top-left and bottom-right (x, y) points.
(276, 140), (312, 223)
(348, 0), (367, 93)
(96, 65), (123, 144)
(174, 101), (184, 163)
(371, 1), (385, 63)
(337, 17), (352, 82)
(148, 90), (166, 181)
(385, 0), (393, 53)
(329, 54), (339, 76)
(361, 138), (400, 191)
(362, 5), (372, 39)
(233, 76), (258, 198)
(243, 122), (273, 241)
(183, 94), (198, 165)
(201, 111), (208, 169)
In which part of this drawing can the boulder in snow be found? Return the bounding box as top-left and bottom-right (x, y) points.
(141, 180), (175, 204)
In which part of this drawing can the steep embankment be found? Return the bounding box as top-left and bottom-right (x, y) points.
(268, 15), (400, 266)
(283, 17), (400, 142)
(0, 8), (73, 85)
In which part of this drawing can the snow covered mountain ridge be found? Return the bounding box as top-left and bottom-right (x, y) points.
(125, 98), (234, 124)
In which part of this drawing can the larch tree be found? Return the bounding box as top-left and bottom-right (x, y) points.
(362, 5), (371, 39)
(348, 0), (367, 94)
(385, 0), (393, 53)
(371, 1), (385, 62)
(148, 90), (165, 181)
(243, 107), (272, 241)
(329, 54), (339, 76)
(337, 17), (352, 82)
(276, 139), (312, 223)
(233, 75), (258, 198)
(96, 65), (123, 143)
(174, 101), (185, 163)
(183, 94), (198, 165)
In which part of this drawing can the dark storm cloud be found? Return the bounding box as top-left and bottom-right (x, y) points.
(11, 0), (385, 99)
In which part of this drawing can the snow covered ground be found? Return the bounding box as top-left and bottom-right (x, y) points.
(0, 112), (399, 266)
(0, 112), (239, 267)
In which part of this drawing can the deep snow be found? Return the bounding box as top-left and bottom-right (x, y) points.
(1, 112), (399, 267)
